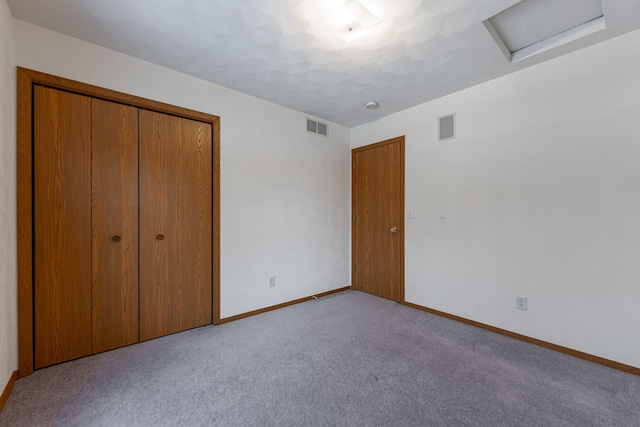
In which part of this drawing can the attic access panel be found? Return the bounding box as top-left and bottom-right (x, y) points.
(485, 0), (605, 62)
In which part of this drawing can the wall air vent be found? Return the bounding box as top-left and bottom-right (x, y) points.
(306, 118), (328, 137)
(439, 113), (456, 141)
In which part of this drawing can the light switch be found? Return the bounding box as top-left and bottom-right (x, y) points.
(438, 208), (446, 219)
(407, 210), (413, 219)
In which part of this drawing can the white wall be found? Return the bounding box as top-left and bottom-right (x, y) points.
(352, 29), (640, 368)
(12, 19), (351, 320)
(0, 0), (16, 389)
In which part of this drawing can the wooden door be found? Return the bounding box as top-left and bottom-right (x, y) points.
(139, 110), (213, 341)
(91, 99), (139, 354)
(34, 86), (92, 368)
(352, 136), (404, 302)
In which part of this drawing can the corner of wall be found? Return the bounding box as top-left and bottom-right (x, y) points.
(0, 0), (18, 391)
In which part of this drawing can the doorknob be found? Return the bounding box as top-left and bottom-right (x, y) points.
(390, 227), (398, 233)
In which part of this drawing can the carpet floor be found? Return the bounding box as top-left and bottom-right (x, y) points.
(1, 290), (639, 426)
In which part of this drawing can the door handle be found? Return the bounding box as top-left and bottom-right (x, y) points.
(390, 227), (398, 233)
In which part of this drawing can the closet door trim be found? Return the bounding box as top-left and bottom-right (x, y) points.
(17, 67), (221, 377)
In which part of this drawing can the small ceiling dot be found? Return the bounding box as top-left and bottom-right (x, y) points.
(365, 101), (379, 109)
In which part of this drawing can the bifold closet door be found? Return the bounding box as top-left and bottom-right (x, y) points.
(139, 110), (213, 341)
(91, 99), (139, 354)
(34, 86), (92, 369)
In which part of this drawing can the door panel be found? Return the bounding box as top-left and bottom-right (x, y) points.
(352, 137), (404, 302)
(91, 99), (139, 354)
(139, 110), (213, 341)
(34, 86), (92, 368)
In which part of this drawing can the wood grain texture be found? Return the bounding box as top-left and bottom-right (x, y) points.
(0, 371), (19, 412)
(139, 110), (213, 341)
(18, 68), (221, 376)
(403, 301), (640, 377)
(212, 118), (221, 325)
(17, 69), (34, 377)
(16, 68), (214, 123)
(352, 137), (405, 302)
(91, 99), (140, 354)
(34, 86), (92, 369)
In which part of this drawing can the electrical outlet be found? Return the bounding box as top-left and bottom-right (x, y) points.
(269, 276), (276, 288)
(516, 296), (527, 311)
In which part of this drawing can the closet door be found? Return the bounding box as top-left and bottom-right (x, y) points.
(91, 99), (139, 354)
(139, 110), (213, 341)
(34, 86), (92, 369)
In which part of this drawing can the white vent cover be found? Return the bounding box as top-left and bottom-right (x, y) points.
(306, 118), (328, 137)
(439, 113), (456, 141)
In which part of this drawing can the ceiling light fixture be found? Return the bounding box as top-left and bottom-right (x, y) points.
(322, 0), (383, 42)
(365, 101), (379, 109)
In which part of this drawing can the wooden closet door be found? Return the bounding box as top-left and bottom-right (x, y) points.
(91, 99), (139, 354)
(139, 110), (212, 341)
(34, 86), (92, 368)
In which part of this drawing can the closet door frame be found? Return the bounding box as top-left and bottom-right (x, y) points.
(17, 67), (221, 377)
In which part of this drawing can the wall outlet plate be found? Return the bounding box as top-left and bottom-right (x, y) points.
(516, 296), (527, 311)
(269, 276), (276, 288)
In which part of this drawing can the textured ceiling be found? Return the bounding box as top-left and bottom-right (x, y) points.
(7, 0), (640, 127)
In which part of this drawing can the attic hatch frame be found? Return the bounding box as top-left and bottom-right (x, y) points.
(484, 0), (606, 63)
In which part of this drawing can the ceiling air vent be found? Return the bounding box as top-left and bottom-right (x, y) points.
(306, 118), (328, 137)
(439, 113), (456, 141)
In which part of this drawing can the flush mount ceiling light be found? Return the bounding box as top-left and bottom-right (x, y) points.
(322, 0), (383, 42)
(365, 101), (379, 109)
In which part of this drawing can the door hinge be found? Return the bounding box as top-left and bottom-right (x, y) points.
(353, 214), (356, 221)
